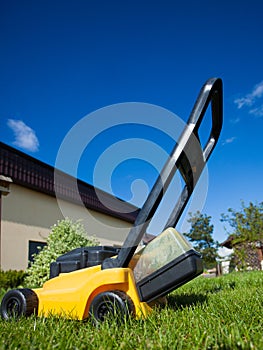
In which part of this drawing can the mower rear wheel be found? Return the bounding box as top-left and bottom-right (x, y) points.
(0, 288), (38, 320)
(89, 290), (134, 323)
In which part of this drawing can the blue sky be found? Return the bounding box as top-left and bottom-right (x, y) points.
(1, 0), (263, 246)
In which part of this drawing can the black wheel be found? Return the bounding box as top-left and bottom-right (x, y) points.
(89, 290), (134, 323)
(0, 288), (38, 320)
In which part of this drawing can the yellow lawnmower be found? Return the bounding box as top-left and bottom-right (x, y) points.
(0, 78), (223, 323)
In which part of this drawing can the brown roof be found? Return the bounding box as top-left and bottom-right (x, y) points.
(220, 236), (235, 249)
(221, 236), (263, 249)
(0, 142), (139, 223)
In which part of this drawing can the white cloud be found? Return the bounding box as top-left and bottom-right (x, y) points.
(7, 119), (39, 152)
(249, 104), (263, 117)
(234, 81), (263, 116)
(234, 96), (253, 109)
(252, 81), (263, 98)
(222, 136), (236, 146)
(230, 117), (240, 124)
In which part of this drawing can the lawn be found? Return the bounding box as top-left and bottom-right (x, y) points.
(0, 271), (262, 350)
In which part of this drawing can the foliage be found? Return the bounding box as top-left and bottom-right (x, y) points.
(184, 211), (218, 269)
(221, 201), (263, 271)
(0, 270), (25, 291)
(221, 201), (263, 243)
(24, 218), (99, 288)
(0, 271), (262, 349)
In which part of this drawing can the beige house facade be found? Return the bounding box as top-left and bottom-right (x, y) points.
(0, 142), (139, 271)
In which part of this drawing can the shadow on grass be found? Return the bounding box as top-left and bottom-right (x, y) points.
(167, 293), (207, 310)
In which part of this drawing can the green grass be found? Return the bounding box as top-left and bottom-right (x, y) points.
(0, 271), (262, 349)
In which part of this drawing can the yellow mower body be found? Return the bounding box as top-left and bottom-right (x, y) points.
(33, 265), (151, 320)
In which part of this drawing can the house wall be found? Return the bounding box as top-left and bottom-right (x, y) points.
(232, 241), (263, 271)
(1, 184), (132, 270)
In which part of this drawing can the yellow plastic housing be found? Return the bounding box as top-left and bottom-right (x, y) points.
(33, 265), (151, 320)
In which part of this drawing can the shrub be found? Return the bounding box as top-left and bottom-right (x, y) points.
(0, 269), (26, 290)
(24, 218), (99, 287)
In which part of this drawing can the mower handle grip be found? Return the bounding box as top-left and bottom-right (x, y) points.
(188, 77), (222, 161)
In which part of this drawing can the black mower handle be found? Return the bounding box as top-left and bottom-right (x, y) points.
(102, 77), (223, 269)
(163, 77), (223, 229)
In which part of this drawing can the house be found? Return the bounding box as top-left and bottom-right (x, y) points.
(221, 235), (263, 271)
(0, 142), (139, 271)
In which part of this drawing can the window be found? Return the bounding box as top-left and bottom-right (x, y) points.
(28, 240), (47, 266)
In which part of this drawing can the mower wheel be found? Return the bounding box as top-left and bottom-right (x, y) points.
(0, 288), (38, 320)
(89, 290), (134, 323)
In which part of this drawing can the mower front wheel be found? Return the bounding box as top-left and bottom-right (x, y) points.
(89, 290), (134, 323)
(0, 288), (38, 320)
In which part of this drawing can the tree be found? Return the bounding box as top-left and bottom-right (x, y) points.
(221, 201), (263, 243)
(184, 211), (218, 269)
(221, 201), (263, 271)
(25, 218), (99, 287)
